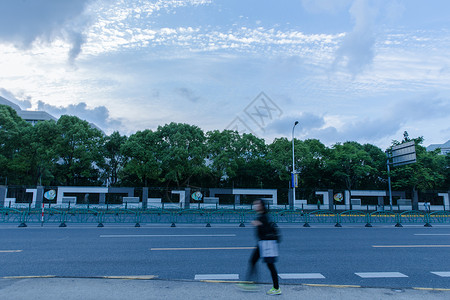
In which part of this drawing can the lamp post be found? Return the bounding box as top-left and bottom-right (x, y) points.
(291, 121), (299, 209)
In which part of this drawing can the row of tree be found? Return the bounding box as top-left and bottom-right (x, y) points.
(1, 105), (449, 193)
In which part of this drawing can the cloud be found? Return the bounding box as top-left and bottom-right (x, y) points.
(263, 93), (450, 148)
(36, 101), (123, 133)
(0, 0), (92, 61)
(301, 0), (352, 14)
(333, 0), (378, 76)
(175, 87), (201, 103)
(266, 113), (326, 136)
(0, 88), (32, 110)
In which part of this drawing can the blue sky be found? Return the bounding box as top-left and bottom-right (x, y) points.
(0, 0), (449, 149)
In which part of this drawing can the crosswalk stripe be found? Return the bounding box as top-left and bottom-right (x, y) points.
(279, 273), (325, 279)
(355, 272), (408, 278)
(431, 272), (450, 277)
(195, 274), (239, 280)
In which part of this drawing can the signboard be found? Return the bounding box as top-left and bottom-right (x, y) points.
(391, 141), (416, 167)
(191, 191), (203, 201)
(291, 173), (298, 188)
(334, 193), (344, 202)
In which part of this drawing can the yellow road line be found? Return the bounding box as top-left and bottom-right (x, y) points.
(373, 245), (450, 248)
(413, 287), (450, 291)
(0, 250), (23, 253)
(150, 247), (256, 251)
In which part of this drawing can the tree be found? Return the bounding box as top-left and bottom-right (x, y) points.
(156, 123), (207, 188)
(390, 135), (446, 192)
(327, 142), (377, 205)
(205, 130), (241, 186)
(53, 115), (104, 186)
(233, 133), (269, 188)
(0, 105), (32, 185)
(120, 129), (161, 186)
(103, 131), (127, 186)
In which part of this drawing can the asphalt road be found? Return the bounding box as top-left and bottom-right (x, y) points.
(1, 224), (449, 289)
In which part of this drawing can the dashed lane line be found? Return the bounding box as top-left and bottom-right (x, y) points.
(279, 273), (325, 279)
(0, 250), (22, 253)
(355, 272), (408, 278)
(150, 247), (256, 251)
(195, 274), (239, 280)
(101, 234), (236, 238)
(431, 272), (450, 277)
(414, 234), (450, 236)
(2, 275), (56, 279)
(373, 245), (450, 248)
(1, 275), (157, 280)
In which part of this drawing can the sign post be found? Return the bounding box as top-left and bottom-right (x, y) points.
(386, 141), (417, 210)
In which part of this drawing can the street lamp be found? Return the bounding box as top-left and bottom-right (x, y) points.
(292, 121), (299, 209)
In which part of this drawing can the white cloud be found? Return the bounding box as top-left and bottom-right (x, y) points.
(0, 0), (92, 61)
(332, 0), (378, 76)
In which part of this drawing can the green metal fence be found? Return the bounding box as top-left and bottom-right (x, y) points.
(1, 207), (449, 227)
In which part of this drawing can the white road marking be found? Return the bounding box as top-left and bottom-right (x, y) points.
(195, 274), (239, 280)
(0, 250), (22, 253)
(414, 234), (450, 236)
(100, 234), (236, 238)
(150, 247), (255, 251)
(355, 272), (408, 278)
(373, 245), (450, 248)
(278, 273), (325, 279)
(431, 272), (450, 277)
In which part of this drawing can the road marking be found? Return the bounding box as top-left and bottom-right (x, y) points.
(431, 272), (450, 277)
(373, 245), (450, 248)
(150, 247), (256, 251)
(0, 250), (22, 253)
(355, 272), (408, 278)
(2, 275), (56, 279)
(102, 275), (157, 280)
(278, 273), (325, 279)
(303, 284), (361, 288)
(195, 274), (239, 280)
(413, 287), (450, 291)
(414, 234), (450, 236)
(101, 234), (236, 238)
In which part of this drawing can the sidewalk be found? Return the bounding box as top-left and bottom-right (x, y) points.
(1, 277), (449, 300)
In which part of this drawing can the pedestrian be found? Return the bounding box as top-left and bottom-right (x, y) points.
(238, 199), (281, 295)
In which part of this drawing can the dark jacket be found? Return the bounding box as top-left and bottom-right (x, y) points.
(256, 213), (276, 241)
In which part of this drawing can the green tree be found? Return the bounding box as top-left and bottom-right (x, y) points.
(120, 129), (161, 186)
(53, 115), (104, 186)
(205, 130), (241, 186)
(390, 135), (446, 192)
(0, 105), (31, 185)
(327, 142), (377, 202)
(233, 133), (269, 188)
(103, 131), (127, 186)
(156, 123), (207, 188)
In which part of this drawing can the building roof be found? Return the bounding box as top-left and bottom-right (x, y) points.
(427, 140), (450, 155)
(0, 96), (57, 122)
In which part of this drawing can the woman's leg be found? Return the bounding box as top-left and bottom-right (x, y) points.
(266, 262), (279, 289)
(245, 246), (260, 282)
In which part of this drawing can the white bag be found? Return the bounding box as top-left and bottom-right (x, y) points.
(258, 240), (279, 258)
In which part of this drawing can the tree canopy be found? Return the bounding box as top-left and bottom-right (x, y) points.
(1, 104), (448, 193)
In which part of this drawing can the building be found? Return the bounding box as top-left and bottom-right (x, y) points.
(427, 140), (450, 155)
(0, 96), (57, 124)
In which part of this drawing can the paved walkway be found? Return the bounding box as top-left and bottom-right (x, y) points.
(1, 277), (449, 300)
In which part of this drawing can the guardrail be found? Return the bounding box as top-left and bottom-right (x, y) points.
(1, 207), (449, 228)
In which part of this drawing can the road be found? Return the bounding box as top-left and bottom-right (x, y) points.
(1, 224), (449, 289)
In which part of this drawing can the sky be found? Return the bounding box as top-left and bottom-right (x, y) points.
(0, 0), (449, 150)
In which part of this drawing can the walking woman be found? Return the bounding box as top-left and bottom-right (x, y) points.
(239, 199), (281, 295)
